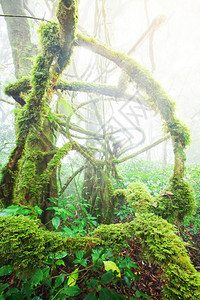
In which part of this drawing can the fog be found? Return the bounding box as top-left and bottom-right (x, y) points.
(0, 0), (200, 164)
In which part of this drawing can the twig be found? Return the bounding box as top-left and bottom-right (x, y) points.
(0, 14), (50, 22)
(0, 98), (14, 105)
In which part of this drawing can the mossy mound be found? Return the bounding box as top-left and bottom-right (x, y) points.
(152, 178), (196, 223)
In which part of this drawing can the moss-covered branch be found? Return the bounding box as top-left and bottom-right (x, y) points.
(118, 135), (170, 163)
(76, 33), (190, 180)
(0, 216), (101, 274)
(57, 79), (143, 102)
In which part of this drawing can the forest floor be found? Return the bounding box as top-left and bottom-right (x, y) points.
(1, 220), (199, 300)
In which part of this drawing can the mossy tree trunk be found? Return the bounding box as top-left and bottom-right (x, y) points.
(0, 0), (78, 226)
(0, 0), (37, 206)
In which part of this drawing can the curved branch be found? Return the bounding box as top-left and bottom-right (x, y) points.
(59, 165), (85, 195)
(0, 98), (14, 105)
(118, 135), (170, 163)
(76, 33), (190, 180)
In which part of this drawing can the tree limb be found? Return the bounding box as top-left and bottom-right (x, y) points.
(118, 135), (170, 163)
(59, 165), (85, 195)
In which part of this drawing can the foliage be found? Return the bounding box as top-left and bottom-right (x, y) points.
(47, 197), (99, 236)
(0, 244), (147, 300)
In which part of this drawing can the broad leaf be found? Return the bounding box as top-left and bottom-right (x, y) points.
(103, 261), (121, 278)
(84, 291), (97, 300)
(0, 265), (14, 276)
(52, 216), (60, 229)
(0, 283), (9, 293)
(100, 270), (113, 285)
(64, 285), (82, 296)
(31, 269), (43, 286)
(54, 275), (65, 289)
(67, 268), (79, 287)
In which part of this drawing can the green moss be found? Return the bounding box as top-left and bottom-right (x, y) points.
(40, 142), (72, 185)
(112, 189), (126, 203)
(0, 216), (64, 273)
(0, 216), (101, 274)
(103, 175), (114, 224)
(127, 181), (152, 212)
(152, 178), (196, 224)
(167, 118), (191, 148)
(133, 213), (200, 299)
(4, 76), (31, 96)
(38, 21), (60, 58)
(93, 222), (134, 252)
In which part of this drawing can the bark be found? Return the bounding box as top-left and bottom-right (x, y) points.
(0, 0), (36, 77)
(0, 0), (36, 205)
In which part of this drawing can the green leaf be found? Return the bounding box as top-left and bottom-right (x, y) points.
(21, 281), (33, 299)
(31, 269), (43, 286)
(52, 216), (60, 229)
(103, 261), (121, 277)
(54, 275), (65, 289)
(63, 285), (82, 296)
(5, 288), (23, 300)
(87, 279), (98, 289)
(76, 251), (84, 260)
(81, 207), (88, 214)
(109, 290), (125, 300)
(0, 283), (9, 293)
(55, 259), (65, 266)
(124, 275), (131, 288)
(100, 270), (113, 285)
(135, 290), (150, 299)
(84, 291), (97, 300)
(54, 251), (68, 259)
(99, 287), (111, 300)
(0, 295), (5, 300)
(0, 265), (14, 276)
(42, 266), (50, 280)
(44, 278), (52, 287)
(126, 269), (136, 281)
(34, 206), (43, 215)
(67, 268), (79, 287)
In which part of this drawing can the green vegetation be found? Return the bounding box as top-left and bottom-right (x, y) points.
(0, 0), (199, 298)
